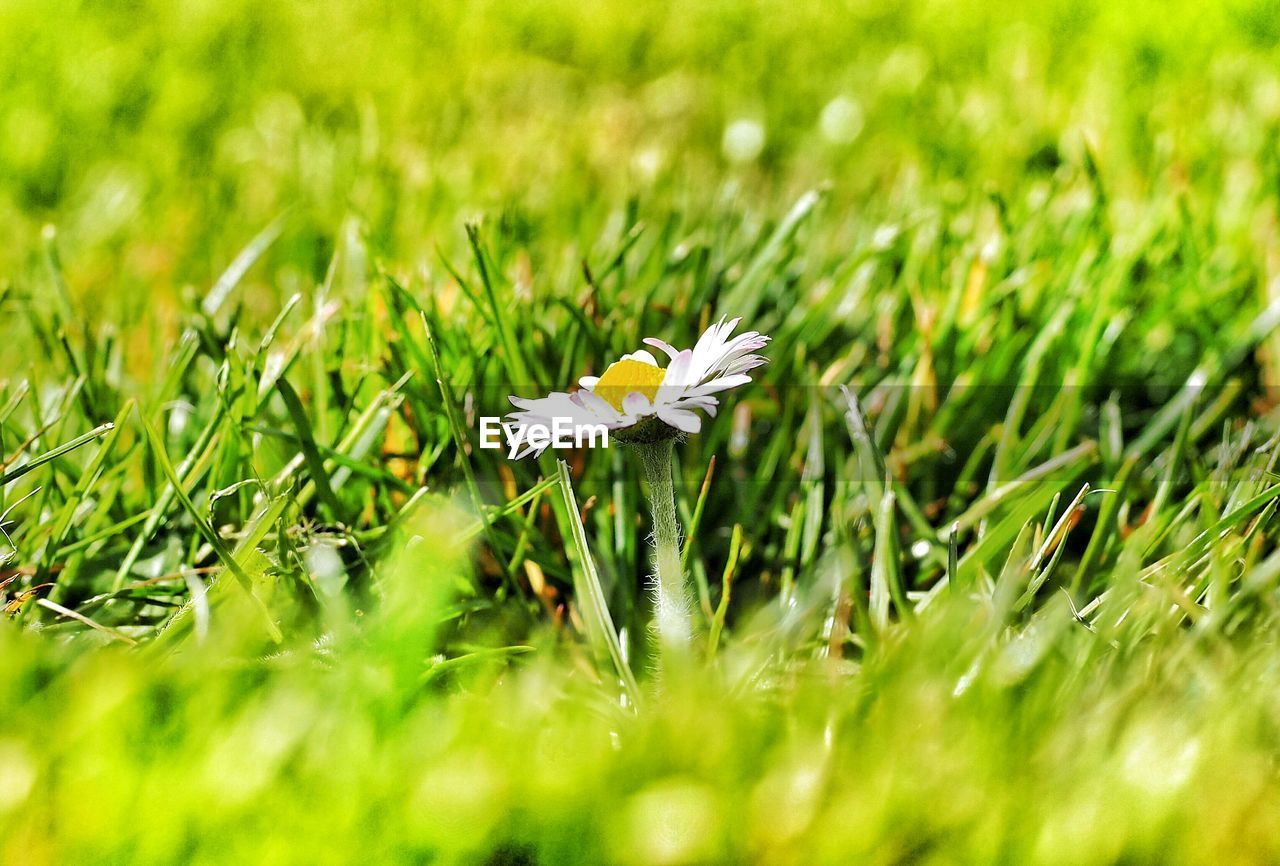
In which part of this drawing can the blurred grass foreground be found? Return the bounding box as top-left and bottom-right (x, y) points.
(6, 0), (1280, 862)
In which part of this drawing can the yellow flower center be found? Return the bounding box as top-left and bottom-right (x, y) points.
(592, 359), (666, 412)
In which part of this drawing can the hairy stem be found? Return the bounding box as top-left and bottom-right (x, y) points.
(637, 439), (693, 652)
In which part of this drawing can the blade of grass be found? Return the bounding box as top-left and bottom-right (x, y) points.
(556, 459), (641, 706)
(139, 411), (282, 643)
(706, 523), (743, 659)
(276, 378), (344, 520)
(0, 422), (114, 487)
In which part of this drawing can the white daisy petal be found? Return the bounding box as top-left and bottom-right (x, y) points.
(694, 317), (753, 382)
(641, 337), (681, 360)
(662, 349), (695, 390)
(579, 375), (600, 390)
(688, 323), (724, 378)
(702, 334), (770, 380)
(511, 441), (540, 460)
(622, 392), (653, 416)
(672, 396), (719, 417)
(658, 406), (701, 434)
(621, 349), (659, 367)
(722, 356), (768, 376)
(578, 390), (624, 422)
(683, 374), (754, 397)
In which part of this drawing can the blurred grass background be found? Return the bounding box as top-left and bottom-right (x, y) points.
(4, 0), (1280, 863)
(5, 0), (1280, 310)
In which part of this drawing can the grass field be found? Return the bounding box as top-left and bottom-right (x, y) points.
(4, 0), (1280, 862)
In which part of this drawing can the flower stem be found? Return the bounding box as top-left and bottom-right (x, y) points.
(636, 439), (693, 653)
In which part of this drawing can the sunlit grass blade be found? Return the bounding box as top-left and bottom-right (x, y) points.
(138, 410), (282, 643)
(276, 378), (344, 520)
(556, 459), (641, 705)
(0, 421), (114, 487)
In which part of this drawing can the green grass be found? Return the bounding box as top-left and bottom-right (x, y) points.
(4, 0), (1280, 862)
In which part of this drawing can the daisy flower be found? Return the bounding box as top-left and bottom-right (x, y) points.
(505, 317), (769, 455)
(503, 316), (769, 661)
